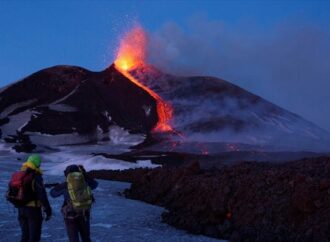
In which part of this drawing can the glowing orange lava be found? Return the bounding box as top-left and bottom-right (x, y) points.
(114, 26), (173, 132)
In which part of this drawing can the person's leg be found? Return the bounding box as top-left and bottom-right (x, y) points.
(18, 208), (29, 242)
(64, 218), (80, 242)
(26, 208), (43, 242)
(77, 211), (91, 242)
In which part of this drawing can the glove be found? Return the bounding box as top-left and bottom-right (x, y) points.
(44, 207), (52, 221)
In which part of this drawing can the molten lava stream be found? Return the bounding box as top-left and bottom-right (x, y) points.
(113, 25), (173, 132)
(113, 25), (207, 153)
(114, 65), (173, 132)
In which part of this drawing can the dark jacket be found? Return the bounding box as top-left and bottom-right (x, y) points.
(24, 168), (52, 214)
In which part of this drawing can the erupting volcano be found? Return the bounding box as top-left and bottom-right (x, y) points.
(0, 24), (329, 154)
(114, 26), (173, 132)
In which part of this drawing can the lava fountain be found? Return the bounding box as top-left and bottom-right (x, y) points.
(114, 26), (173, 132)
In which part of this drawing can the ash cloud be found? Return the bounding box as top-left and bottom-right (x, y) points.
(146, 18), (330, 132)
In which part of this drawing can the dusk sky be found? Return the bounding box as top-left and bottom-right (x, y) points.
(1, 0), (330, 131)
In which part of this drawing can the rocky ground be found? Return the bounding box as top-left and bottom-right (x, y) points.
(89, 156), (330, 242)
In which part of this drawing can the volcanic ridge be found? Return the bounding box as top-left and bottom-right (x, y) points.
(0, 63), (329, 155)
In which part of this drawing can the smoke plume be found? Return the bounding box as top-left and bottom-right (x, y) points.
(146, 17), (330, 132)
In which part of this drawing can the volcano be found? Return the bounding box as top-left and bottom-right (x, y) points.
(130, 64), (330, 153)
(0, 63), (330, 153)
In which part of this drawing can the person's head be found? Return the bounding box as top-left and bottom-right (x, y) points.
(27, 154), (42, 168)
(64, 164), (80, 177)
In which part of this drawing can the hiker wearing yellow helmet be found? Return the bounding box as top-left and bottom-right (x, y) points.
(7, 154), (52, 242)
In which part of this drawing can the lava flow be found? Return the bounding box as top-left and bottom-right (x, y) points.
(114, 26), (173, 132)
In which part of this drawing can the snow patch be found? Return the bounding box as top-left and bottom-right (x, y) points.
(96, 125), (107, 141)
(303, 129), (321, 140)
(103, 111), (112, 122)
(45, 154), (159, 176)
(0, 142), (15, 155)
(28, 132), (91, 146)
(109, 125), (145, 146)
(142, 105), (151, 116)
(51, 84), (80, 105)
(0, 99), (37, 118)
(91, 223), (113, 229)
(1, 110), (35, 137)
(48, 103), (77, 112)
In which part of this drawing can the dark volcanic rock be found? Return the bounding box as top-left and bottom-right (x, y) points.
(89, 168), (152, 184)
(0, 65), (158, 147)
(91, 157), (330, 241)
(4, 132), (36, 153)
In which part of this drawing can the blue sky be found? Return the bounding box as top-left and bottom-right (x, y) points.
(1, 0), (330, 130)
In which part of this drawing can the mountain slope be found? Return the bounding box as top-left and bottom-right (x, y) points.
(131, 65), (330, 152)
(0, 65), (158, 150)
(0, 64), (329, 153)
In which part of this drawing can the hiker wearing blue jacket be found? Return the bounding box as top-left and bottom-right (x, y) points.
(50, 164), (98, 242)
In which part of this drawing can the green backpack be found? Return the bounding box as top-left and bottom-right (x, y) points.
(67, 172), (93, 210)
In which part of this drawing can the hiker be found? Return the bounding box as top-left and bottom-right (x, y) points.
(50, 164), (98, 242)
(6, 154), (52, 242)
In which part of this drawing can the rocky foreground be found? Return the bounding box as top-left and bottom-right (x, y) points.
(89, 156), (330, 242)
